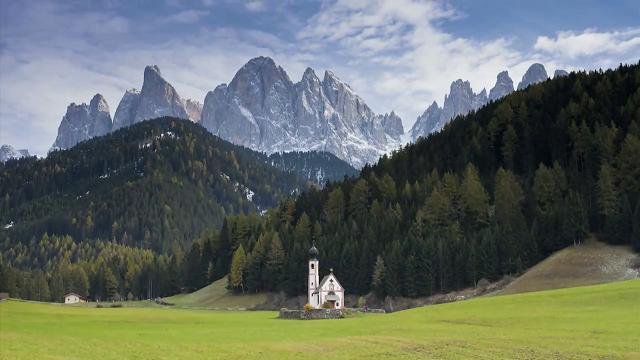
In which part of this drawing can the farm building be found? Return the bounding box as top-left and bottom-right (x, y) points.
(307, 244), (345, 309)
(64, 293), (86, 304)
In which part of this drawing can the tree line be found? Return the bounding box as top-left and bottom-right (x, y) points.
(2, 63), (639, 301)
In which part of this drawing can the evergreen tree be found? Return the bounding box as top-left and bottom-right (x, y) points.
(229, 245), (247, 293)
(371, 255), (386, 297)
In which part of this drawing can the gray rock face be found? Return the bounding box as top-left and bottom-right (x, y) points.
(200, 56), (403, 168)
(489, 71), (514, 101)
(112, 89), (140, 130)
(378, 111), (404, 139)
(1, 144), (30, 162)
(134, 66), (189, 123)
(185, 99), (203, 122)
(409, 79), (487, 141)
(51, 94), (112, 150)
(554, 69), (569, 78)
(409, 101), (442, 140)
(517, 63), (548, 90)
(112, 66), (189, 130)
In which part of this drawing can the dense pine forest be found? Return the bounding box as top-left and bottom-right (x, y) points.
(2, 63), (639, 302)
(205, 63), (640, 297)
(268, 151), (358, 185)
(0, 119), (309, 300)
(1, 118), (306, 253)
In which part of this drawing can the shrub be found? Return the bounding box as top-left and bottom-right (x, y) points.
(476, 278), (490, 289)
(96, 304), (104, 308)
(303, 303), (313, 312)
(110, 303), (123, 308)
(321, 301), (332, 309)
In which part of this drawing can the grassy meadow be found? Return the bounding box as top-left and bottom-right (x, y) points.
(1, 280), (639, 359)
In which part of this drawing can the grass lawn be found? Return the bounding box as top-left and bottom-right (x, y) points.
(1, 280), (638, 359)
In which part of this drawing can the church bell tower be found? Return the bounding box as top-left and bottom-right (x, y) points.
(308, 243), (320, 308)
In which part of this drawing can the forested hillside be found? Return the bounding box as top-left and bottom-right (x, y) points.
(268, 151), (358, 185)
(2, 64), (639, 303)
(182, 63), (640, 297)
(0, 117), (306, 253)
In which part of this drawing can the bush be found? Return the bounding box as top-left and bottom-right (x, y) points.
(321, 301), (332, 309)
(476, 278), (490, 289)
(303, 303), (313, 312)
(96, 304), (104, 308)
(110, 303), (123, 308)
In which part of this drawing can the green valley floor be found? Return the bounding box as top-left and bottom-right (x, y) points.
(1, 280), (639, 359)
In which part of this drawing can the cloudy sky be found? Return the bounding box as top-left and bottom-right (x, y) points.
(1, 0), (639, 155)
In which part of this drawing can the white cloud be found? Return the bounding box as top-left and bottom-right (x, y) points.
(535, 28), (640, 59)
(245, 1), (266, 12)
(165, 9), (209, 23)
(1, 0), (637, 155)
(298, 0), (528, 129)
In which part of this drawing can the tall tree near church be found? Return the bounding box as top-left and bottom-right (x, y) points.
(229, 245), (247, 293)
(371, 255), (386, 297)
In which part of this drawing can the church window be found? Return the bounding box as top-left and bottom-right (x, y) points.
(311, 264), (314, 269)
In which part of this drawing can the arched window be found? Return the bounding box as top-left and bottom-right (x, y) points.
(310, 263), (314, 269)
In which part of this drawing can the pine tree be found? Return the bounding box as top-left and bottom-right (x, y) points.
(460, 163), (489, 230)
(597, 162), (618, 230)
(229, 245), (247, 293)
(371, 255), (386, 297)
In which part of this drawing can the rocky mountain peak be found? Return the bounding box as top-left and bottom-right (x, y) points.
(112, 89), (141, 130)
(1, 144), (30, 162)
(489, 70), (514, 101)
(51, 94), (113, 150)
(119, 65), (189, 125)
(554, 69), (569, 78)
(185, 99), (203, 122)
(517, 63), (548, 90)
(90, 93), (109, 113)
(409, 101), (442, 141)
(379, 111), (404, 139)
(200, 57), (402, 168)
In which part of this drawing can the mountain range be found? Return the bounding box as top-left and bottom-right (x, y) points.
(50, 57), (564, 167)
(0, 145), (30, 162)
(408, 63), (563, 141)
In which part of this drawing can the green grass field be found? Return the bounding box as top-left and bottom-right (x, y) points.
(1, 280), (639, 359)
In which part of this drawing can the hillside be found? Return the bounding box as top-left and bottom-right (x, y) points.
(0, 117), (306, 253)
(163, 276), (266, 310)
(268, 151), (358, 185)
(501, 237), (639, 295)
(1, 280), (638, 359)
(207, 62), (640, 298)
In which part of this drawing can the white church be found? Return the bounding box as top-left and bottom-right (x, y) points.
(307, 244), (345, 309)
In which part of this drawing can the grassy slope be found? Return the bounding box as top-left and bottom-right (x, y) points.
(163, 276), (267, 310)
(1, 280), (639, 359)
(502, 238), (639, 295)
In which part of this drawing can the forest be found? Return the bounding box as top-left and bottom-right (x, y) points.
(0, 118), (306, 253)
(1, 63), (639, 302)
(207, 62), (640, 298)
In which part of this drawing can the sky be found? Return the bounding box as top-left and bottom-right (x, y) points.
(1, 0), (639, 155)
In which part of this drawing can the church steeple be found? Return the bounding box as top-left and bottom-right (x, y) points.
(308, 242), (319, 259)
(308, 242), (320, 308)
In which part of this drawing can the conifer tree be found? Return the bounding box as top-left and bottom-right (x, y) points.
(229, 245), (247, 293)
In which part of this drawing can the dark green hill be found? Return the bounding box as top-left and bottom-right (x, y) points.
(268, 151), (358, 185)
(211, 63), (640, 297)
(0, 117), (306, 253)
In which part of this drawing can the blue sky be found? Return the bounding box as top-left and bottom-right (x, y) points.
(1, 0), (639, 155)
